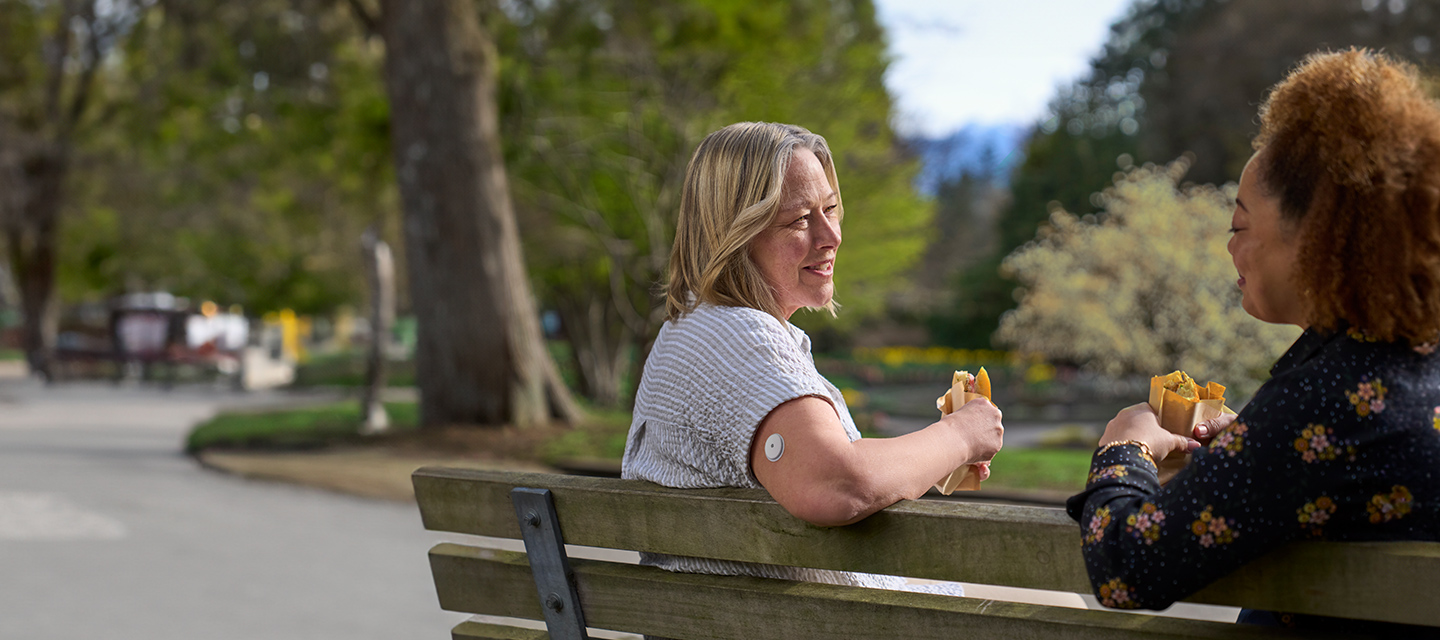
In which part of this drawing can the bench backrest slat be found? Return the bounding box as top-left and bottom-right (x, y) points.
(414, 467), (1440, 627)
(431, 544), (1294, 640)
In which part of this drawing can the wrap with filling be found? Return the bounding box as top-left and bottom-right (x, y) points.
(1148, 370), (1233, 436)
(933, 367), (992, 494)
(1148, 370), (1236, 481)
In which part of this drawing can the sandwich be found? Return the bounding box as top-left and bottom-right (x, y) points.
(1148, 370), (1236, 482)
(1148, 370), (1232, 437)
(933, 368), (992, 494)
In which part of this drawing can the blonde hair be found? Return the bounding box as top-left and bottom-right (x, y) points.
(666, 122), (842, 321)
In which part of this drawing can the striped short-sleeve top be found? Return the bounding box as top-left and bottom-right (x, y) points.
(621, 303), (908, 588)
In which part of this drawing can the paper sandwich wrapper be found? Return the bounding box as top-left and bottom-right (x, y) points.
(1147, 371), (1237, 482)
(933, 368), (992, 495)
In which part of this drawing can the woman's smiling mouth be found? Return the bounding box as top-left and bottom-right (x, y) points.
(803, 260), (834, 276)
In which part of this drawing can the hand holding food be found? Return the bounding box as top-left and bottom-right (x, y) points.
(1146, 371), (1235, 482)
(933, 368), (996, 495)
(1148, 371), (1235, 436)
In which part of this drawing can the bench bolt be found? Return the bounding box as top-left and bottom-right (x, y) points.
(526, 511), (541, 528)
(546, 594), (564, 612)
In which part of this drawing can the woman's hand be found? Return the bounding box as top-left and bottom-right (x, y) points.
(1192, 413), (1237, 447)
(943, 397), (1004, 466)
(1098, 403), (1200, 463)
(972, 460), (992, 482)
(941, 398), (1003, 486)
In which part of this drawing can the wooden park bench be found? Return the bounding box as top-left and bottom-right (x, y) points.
(413, 468), (1440, 639)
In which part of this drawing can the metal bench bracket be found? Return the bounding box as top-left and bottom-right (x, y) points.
(511, 487), (590, 640)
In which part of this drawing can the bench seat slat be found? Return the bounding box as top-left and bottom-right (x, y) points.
(451, 621), (550, 640)
(429, 544), (1328, 640)
(413, 467), (1440, 626)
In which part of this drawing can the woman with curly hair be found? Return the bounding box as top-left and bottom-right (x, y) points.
(1068, 49), (1440, 632)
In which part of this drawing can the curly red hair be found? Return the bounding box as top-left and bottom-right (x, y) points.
(1254, 49), (1440, 344)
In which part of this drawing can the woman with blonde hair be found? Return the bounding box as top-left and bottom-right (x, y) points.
(1070, 49), (1440, 632)
(622, 122), (1004, 589)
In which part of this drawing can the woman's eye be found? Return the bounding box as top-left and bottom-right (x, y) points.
(789, 215), (810, 228)
(824, 205), (838, 215)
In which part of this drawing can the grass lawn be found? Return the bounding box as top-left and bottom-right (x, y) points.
(186, 399), (633, 466)
(290, 341), (597, 392)
(291, 351), (416, 388)
(0, 348), (23, 361)
(984, 447), (1092, 493)
(536, 408), (632, 462)
(186, 401), (419, 453)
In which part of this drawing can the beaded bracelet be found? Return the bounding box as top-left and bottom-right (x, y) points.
(1097, 439), (1156, 465)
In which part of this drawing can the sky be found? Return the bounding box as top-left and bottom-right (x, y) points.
(874, 0), (1137, 138)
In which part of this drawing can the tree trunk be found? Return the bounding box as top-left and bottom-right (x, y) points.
(556, 294), (629, 408)
(6, 151), (65, 380)
(360, 229), (394, 434)
(0, 2), (116, 381)
(378, 0), (579, 428)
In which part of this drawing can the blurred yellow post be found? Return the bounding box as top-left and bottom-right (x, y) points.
(333, 306), (356, 349)
(265, 308), (305, 363)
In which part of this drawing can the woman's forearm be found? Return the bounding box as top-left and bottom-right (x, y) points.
(796, 409), (999, 525)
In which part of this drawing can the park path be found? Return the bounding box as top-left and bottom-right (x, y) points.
(0, 376), (466, 640)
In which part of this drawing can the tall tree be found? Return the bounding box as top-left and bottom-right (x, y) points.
(370, 0), (577, 427)
(0, 1), (147, 376)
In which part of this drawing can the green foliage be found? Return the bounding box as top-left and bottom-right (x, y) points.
(996, 159), (1300, 395)
(927, 253), (1014, 349)
(57, 2), (398, 314)
(185, 401), (419, 452)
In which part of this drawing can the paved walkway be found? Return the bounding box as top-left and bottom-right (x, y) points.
(0, 377), (467, 640)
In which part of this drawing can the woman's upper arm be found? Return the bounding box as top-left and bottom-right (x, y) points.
(749, 395), (870, 526)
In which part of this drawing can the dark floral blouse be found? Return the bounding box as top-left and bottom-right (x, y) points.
(1067, 326), (1440, 620)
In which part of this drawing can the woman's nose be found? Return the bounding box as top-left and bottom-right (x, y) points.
(814, 214), (841, 249)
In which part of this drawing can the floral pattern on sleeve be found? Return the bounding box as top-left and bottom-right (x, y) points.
(1294, 424), (1339, 463)
(1367, 486), (1413, 523)
(1088, 465), (1128, 483)
(1347, 377), (1387, 416)
(1097, 578), (1137, 609)
(1208, 421), (1247, 457)
(1297, 496), (1336, 537)
(1125, 503), (1165, 545)
(1190, 506), (1239, 547)
(1085, 506), (1111, 545)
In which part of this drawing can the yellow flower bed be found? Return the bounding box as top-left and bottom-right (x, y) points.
(850, 346), (1055, 384)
